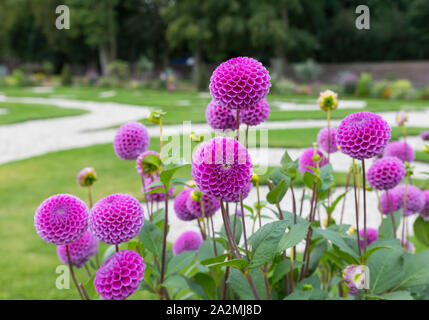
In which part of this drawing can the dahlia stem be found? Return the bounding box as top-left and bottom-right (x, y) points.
(289, 246), (294, 293)
(115, 244), (119, 253)
(245, 125), (249, 148)
(299, 188), (305, 216)
(263, 265), (271, 299)
(141, 177), (151, 221)
(200, 199), (208, 239)
(240, 194), (250, 261)
(352, 160), (362, 257)
(256, 178), (262, 229)
(66, 244), (84, 300)
(220, 200), (240, 258)
(245, 270), (261, 300)
(401, 175), (409, 245)
(327, 109), (331, 163)
(209, 215), (217, 256)
(87, 186), (93, 209)
(290, 184), (297, 261)
(79, 283), (90, 300)
(340, 168), (351, 224)
(159, 117), (163, 154)
(222, 264), (230, 300)
(160, 186), (169, 300)
(84, 264), (91, 277)
(361, 159), (368, 254)
(236, 110), (240, 141)
(303, 190), (319, 277)
(385, 190), (397, 238)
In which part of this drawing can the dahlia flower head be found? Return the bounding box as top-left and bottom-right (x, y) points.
(420, 131), (429, 141)
(223, 181), (252, 203)
(205, 101), (237, 131)
(77, 167), (97, 187)
(336, 112), (391, 160)
(393, 184), (425, 216)
(419, 190), (429, 220)
(367, 156), (406, 190)
(298, 147), (329, 175)
(192, 137), (252, 201)
(342, 265), (367, 295)
(173, 231), (203, 255)
(395, 110), (408, 126)
(136, 151), (162, 178)
(89, 194), (144, 245)
(401, 239), (416, 254)
(317, 90), (338, 112)
(57, 231), (98, 268)
(209, 57), (271, 110)
(34, 194), (89, 245)
(94, 250), (146, 300)
(142, 175), (174, 202)
(379, 190), (402, 215)
(317, 127), (338, 154)
(113, 122), (150, 160)
(383, 141), (415, 163)
(174, 188), (195, 221)
(186, 192), (220, 219)
(240, 98), (270, 126)
(358, 228), (378, 248)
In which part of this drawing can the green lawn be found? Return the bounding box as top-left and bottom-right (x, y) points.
(0, 101), (87, 125)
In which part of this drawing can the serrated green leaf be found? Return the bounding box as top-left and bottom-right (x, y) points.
(166, 250), (196, 277)
(414, 216), (429, 248)
(138, 219), (163, 257)
(277, 221), (309, 252)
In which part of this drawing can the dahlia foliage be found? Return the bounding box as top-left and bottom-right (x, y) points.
(34, 57), (429, 301)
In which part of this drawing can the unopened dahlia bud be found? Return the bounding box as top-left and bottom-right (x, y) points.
(147, 110), (165, 124)
(317, 90), (338, 112)
(136, 151), (162, 178)
(251, 173), (259, 183)
(396, 110), (408, 126)
(190, 190), (202, 202)
(342, 265), (368, 295)
(190, 132), (205, 143)
(77, 167), (97, 187)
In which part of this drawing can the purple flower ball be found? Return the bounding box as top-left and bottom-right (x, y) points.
(240, 99), (270, 126)
(317, 127), (338, 154)
(186, 194), (220, 219)
(367, 156), (406, 191)
(298, 148), (329, 175)
(142, 175), (174, 202)
(89, 194), (144, 245)
(358, 227), (378, 248)
(174, 188), (195, 221)
(420, 190), (429, 220)
(393, 184), (425, 216)
(420, 131), (429, 141)
(209, 57), (271, 110)
(114, 122), (150, 160)
(94, 250), (146, 300)
(34, 194), (89, 245)
(173, 231), (203, 255)
(206, 101), (237, 131)
(336, 112), (391, 160)
(192, 137), (252, 200)
(383, 141), (415, 163)
(77, 167), (97, 187)
(136, 151), (162, 178)
(379, 190), (402, 215)
(57, 231), (98, 268)
(223, 181), (252, 203)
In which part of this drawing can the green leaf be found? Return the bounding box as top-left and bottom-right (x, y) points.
(319, 163), (334, 191)
(206, 258), (249, 271)
(138, 219), (163, 257)
(84, 273), (98, 299)
(163, 274), (188, 289)
(368, 247), (404, 294)
(271, 259), (302, 284)
(183, 275), (208, 300)
(200, 253), (229, 266)
(367, 291), (414, 300)
(303, 171), (321, 190)
(414, 216), (429, 248)
(219, 214), (242, 245)
(227, 268), (267, 300)
(159, 164), (190, 190)
(400, 250), (429, 289)
(313, 228), (359, 261)
(102, 245), (116, 263)
(322, 191), (347, 215)
(280, 150), (299, 180)
(192, 273), (217, 300)
(277, 221), (309, 252)
(144, 187), (166, 195)
(266, 179), (287, 204)
(379, 211), (401, 239)
(166, 250), (196, 277)
(197, 239), (224, 261)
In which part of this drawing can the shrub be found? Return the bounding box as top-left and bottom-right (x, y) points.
(355, 72), (372, 97)
(293, 59), (322, 82)
(136, 56), (154, 75)
(271, 78), (296, 95)
(338, 71), (359, 95)
(61, 64), (73, 86)
(107, 60), (130, 80)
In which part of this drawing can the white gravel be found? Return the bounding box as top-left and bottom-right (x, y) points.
(272, 99), (366, 111)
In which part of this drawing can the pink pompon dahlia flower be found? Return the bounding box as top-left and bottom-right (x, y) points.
(174, 188), (195, 221)
(223, 181), (252, 203)
(186, 193), (221, 219)
(142, 175), (174, 202)
(358, 227), (378, 248)
(420, 190), (429, 220)
(383, 141), (415, 163)
(336, 112), (391, 160)
(173, 231), (204, 255)
(379, 190), (402, 215)
(114, 122), (150, 160)
(136, 151), (162, 178)
(367, 156), (406, 191)
(317, 90), (338, 112)
(57, 231), (98, 268)
(209, 57), (271, 110)
(393, 184), (425, 216)
(89, 194), (144, 245)
(420, 131), (429, 141)
(205, 101), (237, 131)
(192, 137), (252, 201)
(34, 194), (89, 245)
(317, 127), (338, 154)
(240, 98), (270, 126)
(94, 250), (146, 300)
(77, 167), (97, 187)
(298, 147), (328, 175)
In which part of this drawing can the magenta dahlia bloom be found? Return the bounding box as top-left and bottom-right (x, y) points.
(379, 190), (402, 215)
(142, 175), (174, 202)
(57, 231), (98, 268)
(223, 181), (252, 203)
(298, 148), (328, 175)
(420, 131), (429, 141)
(113, 122), (150, 160)
(393, 184), (425, 216)
(173, 231), (203, 255)
(186, 194), (220, 219)
(136, 151), (162, 178)
(342, 265), (367, 295)
(89, 194), (144, 245)
(94, 250), (146, 300)
(209, 57), (271, 110)
(336, 112), (391, 160)
(317, 127), (338, 154)
(34, 194), (89, 245)
(77, 167), (97, 187)
(420, 190), (429, 220)
(367, 156), (406, 190)
(174, 188), (195, 221)
(240, 99), (270, 126)
(383, 141), (415, 163)
(205, 101), (237, 131)
(192, 137), (252, 200)
(358, 228), (378, 248)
